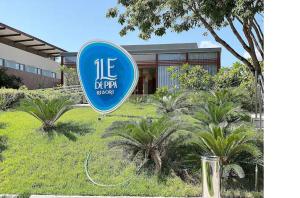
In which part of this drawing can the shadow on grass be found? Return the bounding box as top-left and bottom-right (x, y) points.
(45, 121), (94, 141)
(0, 135), (8, 161)
(0, 122), (7, 129)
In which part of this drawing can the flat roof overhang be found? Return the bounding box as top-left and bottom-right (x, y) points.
(61, 47), (221, 57)
(0, 23), (67, 58)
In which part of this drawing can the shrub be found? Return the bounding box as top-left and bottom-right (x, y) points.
(193, 90), (251, 128)
(60, 65), (79, 86)
(152, 92), (193, 116)
(168, 64), (214, 91)
(0, 88), (25, 111)
(129, 94), (150, 104)
(19, 96), (75, 131)
(102, 116), (184, 173)
(153, 86), (170, 100)
(214, 62), (258, 112)
(192, 124), (262, 188)
(0, 86), (82, 111)
(0, 68), (23, 88)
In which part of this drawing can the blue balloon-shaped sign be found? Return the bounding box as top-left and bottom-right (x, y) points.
(77, 40), (139, 114)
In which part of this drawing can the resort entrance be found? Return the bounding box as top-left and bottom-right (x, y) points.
(136, 67), (157, 94)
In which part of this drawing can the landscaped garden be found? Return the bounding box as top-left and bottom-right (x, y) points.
(0, 62), (263, 198)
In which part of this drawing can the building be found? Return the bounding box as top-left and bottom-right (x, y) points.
(0, 23), (66, 89)
(0, 23), (221, 92)
(61, 43), (221, 94)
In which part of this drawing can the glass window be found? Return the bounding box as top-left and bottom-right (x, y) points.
(37, 68), (42, 75)
(5, 60), (19, 70)
(52, 72), (56, 79)
(25, 65), (37, 74)
(16, 63), (20, 70)
(42, 69), (53, 78)
(19, 64), (25, 71)
(63, 56), (76, 64)
(158, 53), (186, 61)
(0, 58), (4, 66)
(188, 52), (217, 60)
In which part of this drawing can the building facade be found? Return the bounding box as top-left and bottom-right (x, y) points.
(61, 43), (221, 94)
(0, 23), (65, 89)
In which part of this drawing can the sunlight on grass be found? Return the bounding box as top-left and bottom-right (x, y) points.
(0, 102), (200, 196)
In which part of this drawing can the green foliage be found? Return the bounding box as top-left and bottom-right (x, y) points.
(19, 96), (75, 131)
(152, 92), (193, 116)
(214, 62), (257, 112)
(214, 62), (254, 89)
(128, 94), (150, 104)
(107, 0), (263, 39)
(107, 0), (264, 79)
(153, 86), (170, 100)
(0, 68), (23, 89)
(0, 103), (199, 196)
(0, 88), (25, 111)
(59, 65), (79, 86)
(194, 125), (261, 177)
(102, 116), (183, 173)
(0, 87), (81, 111)
(222, 190), (263, 198)
(168, 64), (214, 91)
(193, 90), (250, 128)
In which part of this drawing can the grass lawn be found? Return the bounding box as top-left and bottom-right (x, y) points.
(0, 102), (200, 196)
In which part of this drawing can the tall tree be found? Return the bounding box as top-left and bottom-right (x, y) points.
(107, 0), (264, 80)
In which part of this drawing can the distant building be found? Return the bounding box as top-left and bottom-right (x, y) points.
(61, 43), (221, 94)
(0, 23), (65, 89)
(0, 23), (221, 92)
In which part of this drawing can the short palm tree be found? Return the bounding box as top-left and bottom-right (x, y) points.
(193, 96), (250, 128)
(194, 124), (261, 178)
(19, 96), (74, 131)
(102, 117), (183, 173)
(153, 93), (192, 116)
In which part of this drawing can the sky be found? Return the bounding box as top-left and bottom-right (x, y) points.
(0, 0), (263, 67)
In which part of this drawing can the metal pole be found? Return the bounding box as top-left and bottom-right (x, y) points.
(254, 70), (258, 119)
(255, 164), (258, 191)
(201, 156), (221, 198)
(258, 84), (262, 130)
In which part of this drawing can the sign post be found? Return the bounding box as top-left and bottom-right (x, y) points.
(78, 40), (140, 186)
(77, 40), (139, 114)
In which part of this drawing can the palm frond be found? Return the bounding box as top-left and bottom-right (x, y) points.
(223, 164), (245, 178)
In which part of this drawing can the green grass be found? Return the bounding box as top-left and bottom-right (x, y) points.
(0, 102), (200, 196)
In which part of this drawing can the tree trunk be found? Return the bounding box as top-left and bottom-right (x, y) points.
(150, 148), (162, 173)
(42, 121), (55, 131)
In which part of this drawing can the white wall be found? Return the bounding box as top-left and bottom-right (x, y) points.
(0, 43), (61, 79)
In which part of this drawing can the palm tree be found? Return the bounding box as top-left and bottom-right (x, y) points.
(193, 90), (250, 128)
(193, 124), (262, 178)
(19, 96), (74, 131)
(153, 92), (192, 116)
(102, 116), (183, 173)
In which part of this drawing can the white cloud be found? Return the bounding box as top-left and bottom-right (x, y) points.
(243, 49), (263, 61)
(198, 41), (220, 48)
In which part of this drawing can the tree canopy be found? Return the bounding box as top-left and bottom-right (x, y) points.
(107, 0), (264, 78)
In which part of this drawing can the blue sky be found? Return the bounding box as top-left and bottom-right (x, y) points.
(0, 0), (263, 67)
